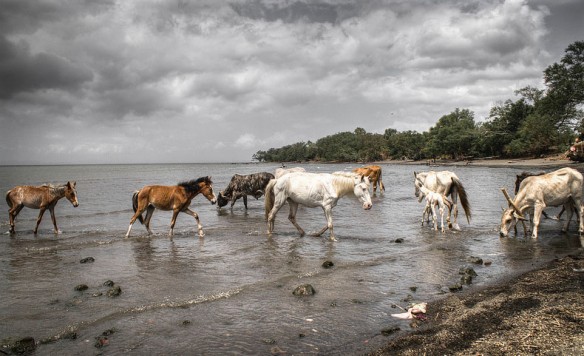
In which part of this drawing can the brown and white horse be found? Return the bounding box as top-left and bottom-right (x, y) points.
(353, 165), (385, 193)
(265, 171), (372, 241)
(125, 176), (217, 238)
(6, 181), (79, 234)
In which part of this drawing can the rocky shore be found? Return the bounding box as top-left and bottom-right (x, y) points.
(370, 252), (584, 355)
(369, 154), (584, 355)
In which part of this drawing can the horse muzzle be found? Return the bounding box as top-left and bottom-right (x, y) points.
(73, 201), (79, 207)
(363, 202), (372, 210)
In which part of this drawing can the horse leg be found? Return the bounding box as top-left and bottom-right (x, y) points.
(266, 193), (287, 235)
(531, 205), (544, 238)
(287, 201), (305, 237)
(48, 206), (61, 234)
(184, 208), (205, 238)
(34, 207), (47, 234)
(439, 205), (445, 233)
(318, 207), (335, 241)
(561, 202), (574, 233)
(144, 206), (155, 235)
(8, 204), (24, 234)
(126, 206), (148, 238)
(169, 210), (180, 238)
(243, 195), (248, 209)
(431, 205), (438, 231)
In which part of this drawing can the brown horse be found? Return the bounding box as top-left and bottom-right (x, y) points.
(125, 176), (217, 238)
(353, 165), (385, 193)
(6, 181), (79, 234)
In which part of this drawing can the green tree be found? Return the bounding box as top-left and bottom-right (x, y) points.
(426, 108), (477, 159)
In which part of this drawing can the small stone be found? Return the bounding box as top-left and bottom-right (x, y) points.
(394, 238), (404, 243)
(11, 337), (36, 353)
(80, 257), (95, 264)
(263, 338), (276, 344)
(459, 266), (478, 277)
(466, 256), (483, 265)
(322, 260), (334, 268)
(103, 280), (114, 287)
(449, 283), (463, 292)
(74, 284), (89, 291)
(106, 285), (122, 297)
(182, 320), (191, 326)
(461, 274), (473, 285)
(409, 286), (417, 292)
(484, 260), (492, 266)
(293, 284), (315, 296)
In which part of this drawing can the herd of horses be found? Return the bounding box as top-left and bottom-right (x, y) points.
(4, 165), (584, 243)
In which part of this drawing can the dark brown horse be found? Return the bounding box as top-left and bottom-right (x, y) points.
(125, 177), (217, 238)
(6, 182), (79, 234)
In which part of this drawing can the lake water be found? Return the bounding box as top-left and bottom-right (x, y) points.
(0, 163), (582, 354)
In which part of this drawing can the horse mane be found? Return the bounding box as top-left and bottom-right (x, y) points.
(42, 183), (67, 195)
(178, 176), (212, 194)
(331, 172), (365, 192)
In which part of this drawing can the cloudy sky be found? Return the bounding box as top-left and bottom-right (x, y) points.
(1, 0), (583, 164)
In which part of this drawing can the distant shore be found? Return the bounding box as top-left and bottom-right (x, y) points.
(379, 153), (579, 169)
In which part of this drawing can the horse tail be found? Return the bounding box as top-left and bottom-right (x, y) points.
(264, 179), (277, 220)
(451, 177), (471, 223)
(132, 190), (144, 224)
(5, 190), (13, 209)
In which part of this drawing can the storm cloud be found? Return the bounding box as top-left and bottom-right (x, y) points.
(0, 0), (583, 164)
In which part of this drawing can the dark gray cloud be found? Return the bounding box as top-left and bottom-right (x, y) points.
(0, 0), (582, 164)
(0, 36), (93, 98)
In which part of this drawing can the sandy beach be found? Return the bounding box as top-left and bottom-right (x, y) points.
(370, 154), (584, 355)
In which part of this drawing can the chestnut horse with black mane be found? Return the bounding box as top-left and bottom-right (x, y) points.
(6, 181), (79, 234)
(125, 176), (217, 238)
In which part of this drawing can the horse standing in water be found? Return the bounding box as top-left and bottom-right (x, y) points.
(5, 181), (79, 234)
(415, 178), (453, 232)
(414, 171), (471, 230)
(125, 177), (217, 238)
(265, 171), (372, 241)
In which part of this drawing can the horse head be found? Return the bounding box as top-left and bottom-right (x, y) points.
(216, 191), (229, 207)
(199, 176), (217, 205)
(65, 181), (79, 207)
(353, 174), (372, 210)
(499, 188), (526, 237)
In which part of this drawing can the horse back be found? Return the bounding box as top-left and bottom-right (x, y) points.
(6, 185), (50, 208)
(137, 185), (188, 210)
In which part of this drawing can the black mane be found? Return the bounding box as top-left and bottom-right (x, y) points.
(178, 176), (212, 194)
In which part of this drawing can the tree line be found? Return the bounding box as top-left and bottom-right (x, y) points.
(253, 41), (584, 163)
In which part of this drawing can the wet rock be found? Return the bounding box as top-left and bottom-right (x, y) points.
(459, 266), (478, 277)
(106, 285), (122, 297)
(74, 284), (89, 291)
(182, 320), (191, 326)
(409, 286), (418, 292)
(103, 280), (114, 287)
(402, 294), (414, 303)
(94, 336), (109, 348)
(381, 326), (401, 336)
(322, 260), (334, 268)
(262, 338), (276, 344)
(298, 333), (306, 338)
(351, 299), (364, 304)
(92, 292), (103, 297)
(10, 337), (36, 354)
(449, 283), (463, 292)
(466, 256), (483, 265)
(461, 274), (473, 285)
(394, 238), (404, 243)
(293, 284), (315, 296)
(80, 257), (95, 264)
(484, 260), (493, 266)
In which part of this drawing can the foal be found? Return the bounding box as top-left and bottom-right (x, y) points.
(415, 179), (453, 232)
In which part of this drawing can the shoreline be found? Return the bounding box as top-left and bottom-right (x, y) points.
(370, 251), (584, 355)
(366, 155), (584, 355)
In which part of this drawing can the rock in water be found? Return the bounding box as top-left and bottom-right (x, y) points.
(293, 284), (316, 296)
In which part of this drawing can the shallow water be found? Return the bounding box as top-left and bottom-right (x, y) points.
(0, 163), (582, 354)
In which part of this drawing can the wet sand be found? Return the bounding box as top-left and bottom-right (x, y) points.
(371, 154), (584, 355)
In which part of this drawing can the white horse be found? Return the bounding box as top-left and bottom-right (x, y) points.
(415, 178), (453, 232)
(275, 166), (306, 179)
(265, 171), (372, 241)
(414, 171), (471, 230)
